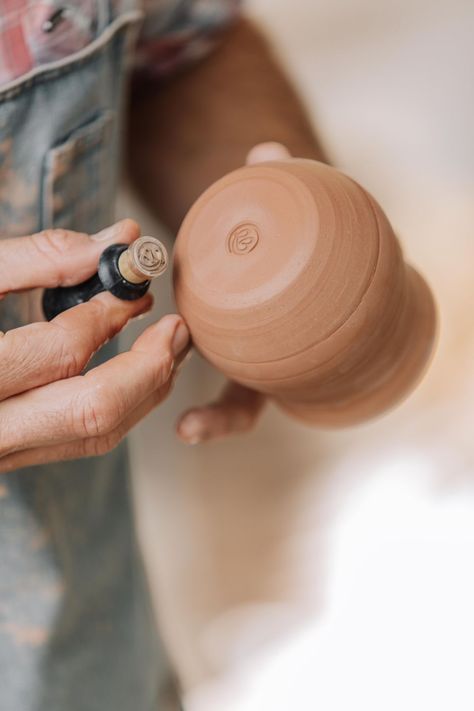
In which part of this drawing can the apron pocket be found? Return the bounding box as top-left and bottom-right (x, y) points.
(42, 110), (115, 233)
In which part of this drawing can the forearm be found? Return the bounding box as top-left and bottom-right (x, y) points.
(126, 17), (328, 233)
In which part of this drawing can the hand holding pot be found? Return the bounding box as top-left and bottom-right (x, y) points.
(174, 145), (436, 435)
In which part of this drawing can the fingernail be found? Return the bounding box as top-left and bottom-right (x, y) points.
(179, 414), (204, 445)
(182, 427), (203, 445)
(187, 436), (203, 446)
(91, 220), (128, 242)
(91, 223), (120, 242)
(246, 142), (291, 165)
(172, 321), (190, 357)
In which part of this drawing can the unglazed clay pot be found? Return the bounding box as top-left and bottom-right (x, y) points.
(173, 159), (436, 426)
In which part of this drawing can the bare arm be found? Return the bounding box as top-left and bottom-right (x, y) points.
(126, 17), (328, 233)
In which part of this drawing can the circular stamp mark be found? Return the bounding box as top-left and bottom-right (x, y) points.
(131, 236), (168, 278)
(227, 223), (259, 255)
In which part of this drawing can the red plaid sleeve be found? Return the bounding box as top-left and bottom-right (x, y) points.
(0, 0), (99, 86)
(0, 1), (241, 87)
(134, 0), (242, 78)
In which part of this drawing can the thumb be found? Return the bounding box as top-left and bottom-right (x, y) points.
(0, 219), (141, 295)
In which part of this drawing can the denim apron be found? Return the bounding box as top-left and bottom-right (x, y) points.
(0, 4), (179, 710)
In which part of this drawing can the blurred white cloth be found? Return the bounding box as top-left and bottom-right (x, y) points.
(119, 1), (474, 708)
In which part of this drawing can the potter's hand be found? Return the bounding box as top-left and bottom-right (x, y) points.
(0, 220), (189, 473)
(176, 142), (290, 443)
(177, 382), (266, 444)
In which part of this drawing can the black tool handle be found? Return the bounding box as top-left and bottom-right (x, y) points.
(42, 244), (150, 321)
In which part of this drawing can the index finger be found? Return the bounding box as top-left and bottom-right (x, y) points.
(0, 290), (153, 401)
(0, 315), (190, 456)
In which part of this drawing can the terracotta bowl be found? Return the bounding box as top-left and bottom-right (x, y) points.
(173, 159), (436, 426)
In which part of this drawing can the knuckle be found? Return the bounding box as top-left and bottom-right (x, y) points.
(81, 296), (107, 320)
(32, 229), (81, 284)
(0, 327), (49, 395)
(75, 387), (121, 439)
(77, 398), (102, 438)
(1, 323), (90, 387)
(35, 228), (73, 255)
(74, 297), (127, 345)
(82, 298), (125, 340)
(86, 430), (123, 458)
(50, 326), (94, 378)
(153, 351), (174, 389)
(55, 340), (84, 379)
(60, 349), (83, 380)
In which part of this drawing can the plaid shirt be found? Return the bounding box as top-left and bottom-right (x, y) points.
(0, 0), (240, 87)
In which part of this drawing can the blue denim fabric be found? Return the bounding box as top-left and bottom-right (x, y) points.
(0, 6), (179, 710)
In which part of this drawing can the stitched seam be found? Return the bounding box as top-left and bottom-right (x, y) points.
(0, 10), (143, 103)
